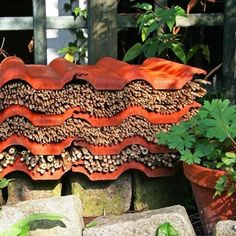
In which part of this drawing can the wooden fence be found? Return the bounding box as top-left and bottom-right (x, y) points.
(0, 0), (235, 99)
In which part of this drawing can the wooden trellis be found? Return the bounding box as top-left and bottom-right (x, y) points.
(0, 0), (235, 100)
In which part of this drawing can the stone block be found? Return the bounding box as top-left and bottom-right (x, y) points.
(0, 195), (84, 236)
(7, 172), (62, 204)
(213, 220), (236, 236)
(83, 205), (195, 236)
(70, 172), (132, 217)
(133, 170), (192, 211)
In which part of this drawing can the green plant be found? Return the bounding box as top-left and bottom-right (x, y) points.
(0, 178), (10, 190)
(123, 2), (210, 64)
(0, 213), (66, 236)
(85, 220), (97, 228)
(157, 99), (236, 196)
(58, 0), (87, 64)
(156, 222), (179, 236)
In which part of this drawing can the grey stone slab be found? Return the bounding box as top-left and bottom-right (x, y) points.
(213, 220), (236, 236)
(83, 205), (195, 236)
(0, 195), (84, 236)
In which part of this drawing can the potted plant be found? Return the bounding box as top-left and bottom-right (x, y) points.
(156, 99), (236, 234)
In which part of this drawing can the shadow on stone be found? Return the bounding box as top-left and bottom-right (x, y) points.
(29, 219), (66, 230)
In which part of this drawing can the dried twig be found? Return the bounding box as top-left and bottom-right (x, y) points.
(0, 38), (9, 58)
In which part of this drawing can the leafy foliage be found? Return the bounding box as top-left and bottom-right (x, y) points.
(0, 178), (11, 189)
(157, 99), (236, 195)
(58, 0), (87, 64)
(85, 220), (97, 228)
(156, 222), (179, 236)
(123, 3), (210, 64)
(0, 213), (66, 236)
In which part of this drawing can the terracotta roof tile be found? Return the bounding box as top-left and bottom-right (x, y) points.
(0, 56), (206, 90)
(0, 158), (177, 180)
(0, 102), (200, 126)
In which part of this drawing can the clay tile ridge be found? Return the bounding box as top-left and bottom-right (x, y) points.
(0, 102), (200, 126)
(0, 56), (206, 90)
(0, 135), (172, 156)
(0, 134), (74, 155)
(0, 158), (177, 180)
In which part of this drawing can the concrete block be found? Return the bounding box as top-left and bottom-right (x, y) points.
(70, 172), (132, 217)
(83, 205), (195, 236)
(7, 172), (62, 204)
(213, 220), (236, 236)
(0, 195), (84, 236)
(133, 170), (191, 211)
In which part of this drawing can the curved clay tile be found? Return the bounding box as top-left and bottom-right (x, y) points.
(0, 158), (177, 180)
(0, 158), (72, 180)
(0, 135), (74, 155)
(71, 161), (178, 181)
(0, 135), (171, 156)
(0, 56), (206, 90)
(0, 105), (80, 126)
(73, 102), (200, 126)
(73, 137), (173, 155)
(0, 102), (200, 126)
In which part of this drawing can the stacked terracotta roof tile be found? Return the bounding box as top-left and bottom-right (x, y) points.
(0, 56), (206, 180)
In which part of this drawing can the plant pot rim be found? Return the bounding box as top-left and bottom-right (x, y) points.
(183, 163), (225, 189)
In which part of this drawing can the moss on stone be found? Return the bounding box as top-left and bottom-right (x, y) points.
(133, 170), (192, 211)
(7, 172), (62, 204)
(70, 172), (132, 217)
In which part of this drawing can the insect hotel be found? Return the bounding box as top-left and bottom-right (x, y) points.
(0, 56), (206, 180)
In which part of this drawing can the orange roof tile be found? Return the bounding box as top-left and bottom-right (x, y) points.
(0, 102), (200, 126)
(0, 56), (206, 90)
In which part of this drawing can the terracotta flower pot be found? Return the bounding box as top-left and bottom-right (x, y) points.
(183, 163), (236, 235)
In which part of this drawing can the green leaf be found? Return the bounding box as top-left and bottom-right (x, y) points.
(57, 46), (70, 54)
(156, 222), (179, 236)
(73, 7), (81, 17)
(134, 3), (152, 11)
(157, 122), (195, 152)
(146, 21), (159, 39)
(18, 225), (30, 236)
(137, 13), (155, 33)
(141, 27), (148, 42)
(0, 178), (11, 189)
(173, 6), (187, 17)
(64, 53), (74, 63)
(123, 43), (143, 61)
(166, 18), (175, 32)
(226, 152), (236, 158)
(180, 150), (201, 165)
(0, 227), (22, 236)
(168, 43), (186, 64)
(227, 184), (235, 196)
(222, 157), (236, 166)
(198, 99), (236, 141)
(85, 220), (97, 228)
(186, 44), (202, 62)
(214, 175), (227, 197)
(194, 141), (217, 157)
(144, 39), (160, 57)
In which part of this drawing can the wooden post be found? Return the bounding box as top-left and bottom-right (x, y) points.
(222, 0), (236, 103)
(87, 0), (117, 65)
(32, 0), (47, 64)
